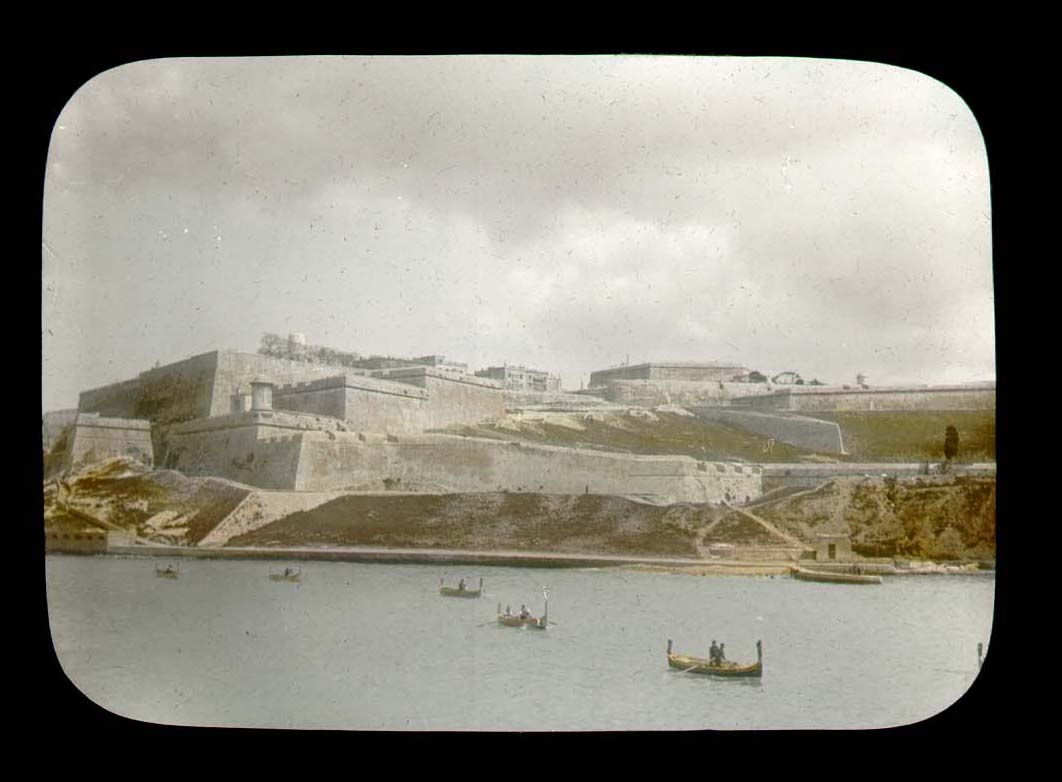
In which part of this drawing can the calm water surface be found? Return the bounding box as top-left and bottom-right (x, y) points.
(45, 555), (994, 731)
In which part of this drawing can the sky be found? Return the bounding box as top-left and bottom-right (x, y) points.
(41, 55), (994, 412)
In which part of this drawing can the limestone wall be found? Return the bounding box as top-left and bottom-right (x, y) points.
(419, 373), (508, 430)
(589, 380), (778, 407)
(689, 408), (846, 455)
(734, 386), (996, 412)
(293, 433), (762, 504)
(210, 352), (361, 417)
(78, 376), (143, 418)
(60, 414), (154, 473)
(164, 411), (344, 489)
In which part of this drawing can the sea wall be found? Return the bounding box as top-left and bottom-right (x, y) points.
(689, 408), (846, 455)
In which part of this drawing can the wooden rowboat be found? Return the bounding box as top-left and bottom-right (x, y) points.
(666, 639), (763, 678)
(155, 563), (180, 579)
(791, 567), (882, 585)
(440, 577), (483, 598)
(270, 567), (302, 583)
(497, 591), (549, 630)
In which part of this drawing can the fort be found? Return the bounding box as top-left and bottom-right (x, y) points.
(58, 343), (762, 505)
(46, 337), (997, 516)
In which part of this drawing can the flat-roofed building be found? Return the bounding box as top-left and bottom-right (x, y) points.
(589, 361), (748, 387)
(475, 364), (561, 392)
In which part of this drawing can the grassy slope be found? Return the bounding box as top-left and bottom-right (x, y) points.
(446, 412), (813, 462)
(449, 409), (996, 463)
(812, 410), (995, 462)
(228, 493), (709, 557)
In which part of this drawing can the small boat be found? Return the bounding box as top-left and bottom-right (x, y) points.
(791, 567), (882, 585)
(440, 577), (483, 598)
(155, 563), (180, 579)
(497, 589), (549, 630)
(666, 639), (763, 678)
(269, 567), (302, 583)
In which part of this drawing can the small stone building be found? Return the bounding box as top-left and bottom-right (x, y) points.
(813, 533), (853, 562)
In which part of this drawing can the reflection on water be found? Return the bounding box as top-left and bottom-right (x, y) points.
(45, 555), (994, 731)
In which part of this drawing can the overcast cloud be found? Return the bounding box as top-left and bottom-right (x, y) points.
(42, 55), (994, 411)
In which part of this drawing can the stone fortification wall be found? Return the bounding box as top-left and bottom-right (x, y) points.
(689, 408), (846, 455)
(51, 414), (154, 475)
(418, 372), (508, 430)
(42, 409), (79, 451)
(163, 414), (762, 503)
(503, 391), (620, 411)
(136, 352), (220, 423)
(77, 351), (365, 426)
(163, 411), (335, 489)
(733, 385), (996, 412)
(274, 374), (429, 430)
(293, 433), (762, 504)
(589, 379), (778, 408)
(78, 376), (143, 419)
(210, 352), (363, 417)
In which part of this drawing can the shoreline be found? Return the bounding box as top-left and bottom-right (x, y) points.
(54, 543), (993, 576)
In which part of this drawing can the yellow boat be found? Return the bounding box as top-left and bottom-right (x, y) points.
(666, 639), (763, 678)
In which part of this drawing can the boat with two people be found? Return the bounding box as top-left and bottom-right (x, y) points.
(269, 567), (302, 583)
(497, 589), (549, 630)
(439, 577), (483, 598)
(791, 566), (882, 585)
(666, 638), (763, 678)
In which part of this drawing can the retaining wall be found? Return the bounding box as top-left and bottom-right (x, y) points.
(293, 433), (762, 504)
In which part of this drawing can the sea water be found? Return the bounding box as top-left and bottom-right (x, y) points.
(44, 555), (994, 731)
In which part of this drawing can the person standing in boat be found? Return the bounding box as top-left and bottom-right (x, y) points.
(520, 604), (530, 620)
(719, 643), (726, 662)
(709, 640), (719, 663)
(458, 578), (466, 591)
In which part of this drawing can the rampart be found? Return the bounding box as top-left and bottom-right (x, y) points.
(587, 379), (779, 408)
(294, 433), (762, 504)
(163, 413), (762, 504)
(48, 414), (154, 475)
(732, 385), (996, 412)
(163, 410), (347, 489)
